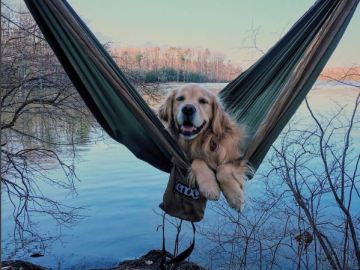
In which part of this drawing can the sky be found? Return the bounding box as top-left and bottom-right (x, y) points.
(67, 0), (359, 68)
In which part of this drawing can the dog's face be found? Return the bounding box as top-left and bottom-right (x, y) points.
(174, 85), (213, 139)
(159, 84), (224, 140)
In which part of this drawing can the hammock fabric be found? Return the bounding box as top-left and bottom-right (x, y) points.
(25, 0), (359, 222)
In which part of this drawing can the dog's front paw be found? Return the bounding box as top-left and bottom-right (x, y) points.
(198, 177), (220, 201)
(190, 159), (220, 201)
(216, 164), (246, 211)
(223, 187), (244, 212)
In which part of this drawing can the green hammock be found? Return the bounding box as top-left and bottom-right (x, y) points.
(24, 0), (359, 221)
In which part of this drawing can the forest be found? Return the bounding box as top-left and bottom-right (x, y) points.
(112, 46), (242, 83)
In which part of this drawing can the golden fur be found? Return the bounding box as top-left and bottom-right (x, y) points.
(159, 84), (248, 211)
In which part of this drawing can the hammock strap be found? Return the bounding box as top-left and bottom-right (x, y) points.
(160, 214), (196, 268)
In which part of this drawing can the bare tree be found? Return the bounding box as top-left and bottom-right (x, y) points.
(200, 80), (360, 269)
(0, 2), (99, 256)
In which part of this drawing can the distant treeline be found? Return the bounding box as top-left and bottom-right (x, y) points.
(127, 67), (209, 83)
(112, 46), (242, 82)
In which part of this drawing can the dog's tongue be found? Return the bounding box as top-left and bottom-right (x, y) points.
(182, 126), (195, 132)
(181, 123), (195, 132)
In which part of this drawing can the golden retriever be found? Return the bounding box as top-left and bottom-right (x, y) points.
(158, 84), (248, 211)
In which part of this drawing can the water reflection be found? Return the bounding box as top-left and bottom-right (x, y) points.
(1, 109), (100, 257)
(7, 112), (95, 150)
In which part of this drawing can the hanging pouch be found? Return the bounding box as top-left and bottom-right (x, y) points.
(159, 163), (207, 222)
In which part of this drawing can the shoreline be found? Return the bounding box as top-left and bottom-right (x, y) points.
(1, 250), (205, 270)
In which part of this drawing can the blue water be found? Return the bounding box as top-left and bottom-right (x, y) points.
(2, 83), (359, 269)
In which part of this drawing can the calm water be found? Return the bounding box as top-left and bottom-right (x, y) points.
(1, 82), (359, 269)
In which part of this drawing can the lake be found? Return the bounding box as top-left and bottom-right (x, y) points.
(1, 81), (359, 269)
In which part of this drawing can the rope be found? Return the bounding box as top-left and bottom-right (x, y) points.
(160, 213), (196, 269)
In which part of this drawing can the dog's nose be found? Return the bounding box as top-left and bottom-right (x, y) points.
(182, 104), (196, 116)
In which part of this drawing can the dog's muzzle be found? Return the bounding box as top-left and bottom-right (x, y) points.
(177, 104), (206, 138)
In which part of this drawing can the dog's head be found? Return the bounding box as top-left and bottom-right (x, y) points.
(158, 84), (229, 140)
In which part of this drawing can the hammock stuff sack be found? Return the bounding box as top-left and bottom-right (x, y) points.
(25, 0), (359, 222)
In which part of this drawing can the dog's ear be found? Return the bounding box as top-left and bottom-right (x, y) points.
(158, 90), (176, 122)
(211, 96), (231, 137)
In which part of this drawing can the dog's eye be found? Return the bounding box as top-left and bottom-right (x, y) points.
(176, 96), (185, 102)
(199, 98), (208, 104)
